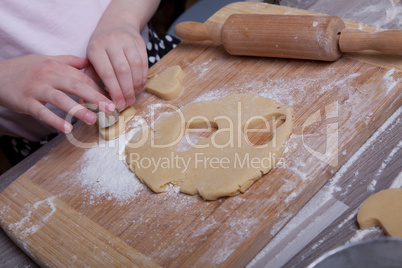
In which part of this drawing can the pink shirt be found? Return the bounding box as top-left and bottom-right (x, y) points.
(0, 0), (149, 141)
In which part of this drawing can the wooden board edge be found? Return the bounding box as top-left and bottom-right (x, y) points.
(0, 176), (160, 267)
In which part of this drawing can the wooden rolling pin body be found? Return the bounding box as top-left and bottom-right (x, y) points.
(175, 14), (402, 61)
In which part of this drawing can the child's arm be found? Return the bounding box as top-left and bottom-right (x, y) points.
(0, 55), (115, 133)
(86, 0), (161, 110)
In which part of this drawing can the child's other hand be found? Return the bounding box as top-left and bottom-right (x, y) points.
(0, 55), (115, 133)
(86, 23), (148, 110)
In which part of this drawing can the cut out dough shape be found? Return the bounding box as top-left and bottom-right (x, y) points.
(145, 65), (185, 99)
(99, 106), (136, 140)
(357, 188), (402, 237)
(125, 94), (293, 200)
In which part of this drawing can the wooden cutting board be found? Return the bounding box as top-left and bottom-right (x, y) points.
(1, 2), (401, 267)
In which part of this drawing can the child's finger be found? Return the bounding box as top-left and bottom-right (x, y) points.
(50, 55), (90, 70)
(107, 47), (135, 105)
(88, 49), (126, 110)
(83, 65), (101, 89)
(28, 101), (73, 134)
(124, 45), (143, 102)
(38, 89), (97, 125)
(50, 68), (115, 113)
(136, 39), (149, 92)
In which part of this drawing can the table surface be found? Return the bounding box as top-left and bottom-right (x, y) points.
(1, 1), (401, 267)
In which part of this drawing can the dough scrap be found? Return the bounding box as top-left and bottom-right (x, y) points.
(125, 94), (293, 200)
(99, 106), (136, 140)
(145, 65), (185, 99)
(357, 188), (402, 237)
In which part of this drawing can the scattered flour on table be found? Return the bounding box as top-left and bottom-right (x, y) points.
(248, 188), (344, 268)
(336, 208), (359, 230)
(368, 140), (402, 191)
(249, 106), (401, 267)
(78, 121), (146, 201)
(325, 105), (401, 199)
(310, 225), (383, 254)
(348, 226), (384, 244)
(390, 171), (402, 188)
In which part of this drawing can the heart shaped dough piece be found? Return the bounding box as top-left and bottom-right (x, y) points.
(145, 65), (185, 100)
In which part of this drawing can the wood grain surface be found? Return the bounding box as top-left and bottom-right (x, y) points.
(1, 2), (401, 267)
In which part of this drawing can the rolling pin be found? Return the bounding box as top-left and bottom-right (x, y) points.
(174, 14), (402, 61)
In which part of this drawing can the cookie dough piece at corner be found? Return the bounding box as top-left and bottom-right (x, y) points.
(145, 65), (185, 100)
(357, 188), (402, 237)
(99, 106), (137, 140)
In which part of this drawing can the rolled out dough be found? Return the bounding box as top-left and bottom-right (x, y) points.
(99, 106), (136, 140)
(357, 188), (402, 237)
(145, 65), (185, 99)
(125, 94), (293, 200)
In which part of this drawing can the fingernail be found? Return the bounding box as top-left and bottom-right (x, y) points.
(64, 122), (73, 133)
(116, 100), (125, 110)
(126, 97), (135, 106)
(106, 101), (115, 112)
(85, 112), (96, 124)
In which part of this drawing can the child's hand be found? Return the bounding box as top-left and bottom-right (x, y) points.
(86, 0), (160, 110)
(86, 22), (148, 110)
(0, 55), (115, 133)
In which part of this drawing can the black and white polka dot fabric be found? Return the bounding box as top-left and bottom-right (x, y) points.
(0, 134), (56, 165)
(146, 23), (180, 67)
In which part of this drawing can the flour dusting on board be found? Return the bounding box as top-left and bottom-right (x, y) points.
(383, 68), (400, 94)
(190, 63), (365, 109)
(328, 106), (401, 198)
(78, 122), (145, 201)
(7, 197), (56, 239)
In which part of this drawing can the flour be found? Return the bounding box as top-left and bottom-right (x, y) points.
(190, 62), (369, 112)
(270, 211), (294, 237)
(78, 122), (146, 202)
(248, 191), (348, 268)
(191, 89), (231, 103)
(337, 208), (358, 229)
(375, 140), (402, 177)
(8, 197), (56, 239)
(367, 179), (378, 192)
(383, 68), (400, 94)
(348, 226), (384, 243)
(194, 59), (213, 78)
(326, 106), (401, 199)
(201, 214), (263, 266)
(390, 171), (402, 188)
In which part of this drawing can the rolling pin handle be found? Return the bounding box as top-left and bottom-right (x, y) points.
(175, 21), (211, 41)
(340, 29), (402, 55)
(175, 21), (223, 43)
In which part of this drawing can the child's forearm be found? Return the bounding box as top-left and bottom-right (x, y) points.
(99, 0), (161, 32)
